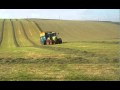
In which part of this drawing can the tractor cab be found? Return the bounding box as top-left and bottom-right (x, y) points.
(45, 32), (56, 39)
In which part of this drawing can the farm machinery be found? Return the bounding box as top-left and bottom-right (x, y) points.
(40, 32), (62, 45)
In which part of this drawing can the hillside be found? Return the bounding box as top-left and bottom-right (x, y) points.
(0, 19), (119, 47)
(0, 19), (119, 80)
(31, 19), (120, 42)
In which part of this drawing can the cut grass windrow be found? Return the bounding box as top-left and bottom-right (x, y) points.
(10, 20), (19, 47)
(0, 20), (5, 46)
(34, 44), (119, 64)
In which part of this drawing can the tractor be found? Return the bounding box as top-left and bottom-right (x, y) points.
(40, 32), (62, 45)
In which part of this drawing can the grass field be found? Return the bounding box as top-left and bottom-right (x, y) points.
(0, 19), (119, 81)
(32, 19), (120, 41)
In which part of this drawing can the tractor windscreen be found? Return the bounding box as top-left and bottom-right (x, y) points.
(46, 33), (56, 37)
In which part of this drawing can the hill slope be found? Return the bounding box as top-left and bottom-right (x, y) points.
(0, 19), (119, 48)
(0, 19), (119, 81)
(31, 19), (120, 42)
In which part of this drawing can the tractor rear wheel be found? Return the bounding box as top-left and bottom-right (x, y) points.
(52, 40), (55, 45)
(46, 40), (50, 45)
(49, 40), (53, 45)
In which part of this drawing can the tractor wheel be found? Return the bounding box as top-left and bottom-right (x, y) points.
(59, 38), (62, 44)
(49, 40), (53, 45)
(56, 39), (59, 44)
(46, 40), (50, 45)
(52, 40), (55, 45)
(57, 38), (62, 44)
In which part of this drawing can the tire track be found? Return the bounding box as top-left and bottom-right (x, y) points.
(10, 19), (19, 47)
(0, 19), (5, 46)
(25, 19), (40, 34)
(26, 19), (43, 32)
(25, 20), (40, 45)
(16, 21), (24, 47)
(19, 20), (37, 46)
(16, 19), (33, 47)
(33, 21), (43, 32)
(1, 19), (16, 48)
(25, 19), (33, 36)
(24, 20), (33, 36)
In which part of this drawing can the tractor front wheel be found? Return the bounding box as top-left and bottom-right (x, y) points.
(57, 38), (62, 44)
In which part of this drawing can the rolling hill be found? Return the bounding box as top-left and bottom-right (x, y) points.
(0, 19), (119, 47)
(0, 19), (119, 80)
(0, 19), (119, 48)
(31, 19), (120, 42)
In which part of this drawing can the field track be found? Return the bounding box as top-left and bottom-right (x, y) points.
(19, 20), (37, 46)
(24, 20), (40, 45)
(13, 20), (33, 47)
(33, 21), (43, 32)
(0, 20), (4, 46)
(10, 19), (19, 47)
(0, 20), (16, 48)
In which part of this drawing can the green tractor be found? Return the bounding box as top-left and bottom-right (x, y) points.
(40, 32), (62, 45)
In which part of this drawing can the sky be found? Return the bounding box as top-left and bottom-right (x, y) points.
(0, 9), (119, 22)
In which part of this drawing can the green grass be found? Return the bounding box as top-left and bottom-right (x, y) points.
(0, 41), (119, 80)
(12, 20), (33, 47)
(0, 19), (119, 80)
(20, 20), (40, 46)
(0, 19), (3, 33)
(0, 20), (3, 42)
(31, 19), (120, 42)
(0, 19), (16, 48)
(0, 64), (119, 81)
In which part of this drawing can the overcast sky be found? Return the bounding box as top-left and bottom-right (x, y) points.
(0, 9), (119, 22)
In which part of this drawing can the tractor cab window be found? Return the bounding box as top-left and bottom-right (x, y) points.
(52, 33), (56, 36)
(46, 33), (52, 40)
(45, 32), (57, 40)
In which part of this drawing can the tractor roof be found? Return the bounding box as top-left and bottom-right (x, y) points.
(45, 32), (56, 33)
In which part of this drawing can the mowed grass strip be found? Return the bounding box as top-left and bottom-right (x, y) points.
(0, 46), (66, 59)
(25, 20), (40, 45)
(10, 20), (19, 47)
(0, 19), (16, 48)
(13, 20), (33, 47)
(20, 20), (39, 46)
(46, 41), (119, 64)
(19, 20), (37, 46)
(0, 41), (118, 64)
(0, 19), (3, 45)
